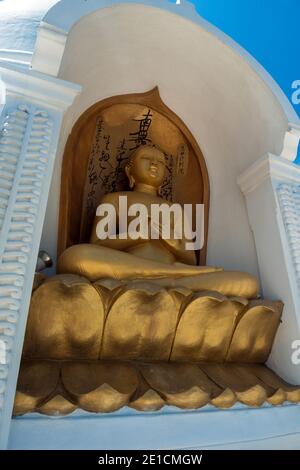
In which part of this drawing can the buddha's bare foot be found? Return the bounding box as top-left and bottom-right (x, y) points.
(173, 262), (223, 274)
(150, 271), (259, 299)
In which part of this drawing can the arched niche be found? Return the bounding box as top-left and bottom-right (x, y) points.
(58, 87), (209, 264)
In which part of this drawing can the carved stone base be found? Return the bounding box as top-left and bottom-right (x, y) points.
(14, 273), (297, 416)
(24, 274), (283, 363)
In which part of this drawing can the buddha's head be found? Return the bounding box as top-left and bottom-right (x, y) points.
(125, 145), (166, 192)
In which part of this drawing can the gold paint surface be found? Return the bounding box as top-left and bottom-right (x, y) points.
(247, 364), (300, 403)
(62, 362), (139, 413)
(38, 395), (77, 417)
(139, 362), (215, 409)
(101, 285), (180, 361)
(129, 373), (165, 412)
(171, 292), (246, 362)
(58, 88), (209, 266)
(14, 360), (300, 415)
(23, 274), (105, 360)
(198, 363), (268, 407)
(13, 361), (60, 416)
(57, 145), (259, 299)
(226, 301), (283, 363)
(23, 277), (282, 364)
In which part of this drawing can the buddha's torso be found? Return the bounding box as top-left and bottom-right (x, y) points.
(91, 190), (197, 265)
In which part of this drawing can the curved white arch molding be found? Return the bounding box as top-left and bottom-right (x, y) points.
(31, 0), (299, 161)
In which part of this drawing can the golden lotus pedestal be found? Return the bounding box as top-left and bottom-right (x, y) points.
(14, 274), (300, 415)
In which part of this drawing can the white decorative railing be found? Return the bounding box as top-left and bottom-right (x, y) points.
(0, 104), (54, 427)
(0, 62), (80, 449)
(0, 106), (29, 233)
(277, 182), (300, 293)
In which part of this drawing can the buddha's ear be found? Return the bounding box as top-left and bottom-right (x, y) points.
(125, 164), (135, 189)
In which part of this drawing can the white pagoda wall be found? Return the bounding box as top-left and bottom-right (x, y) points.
(0, 0), (299, 451)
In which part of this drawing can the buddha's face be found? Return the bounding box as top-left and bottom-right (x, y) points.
(126, 146), (166, 189)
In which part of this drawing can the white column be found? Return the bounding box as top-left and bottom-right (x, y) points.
(0, 63), (80, 449)
(238, 154), (300, 384)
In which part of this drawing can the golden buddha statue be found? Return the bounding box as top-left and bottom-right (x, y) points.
(16, 146), (291, 417)
(57, 145), (259, 299)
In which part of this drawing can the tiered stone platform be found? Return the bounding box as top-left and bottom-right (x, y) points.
(14, 274), (300, 415)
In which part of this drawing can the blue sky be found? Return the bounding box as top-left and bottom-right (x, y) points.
(171, 0), (300, 161)
(173, 0), (300, 120)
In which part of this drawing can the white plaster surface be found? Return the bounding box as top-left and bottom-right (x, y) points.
(238, 155), (300, 384)
(8, 404), (300, 450)
(0, 0), (58, 52)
